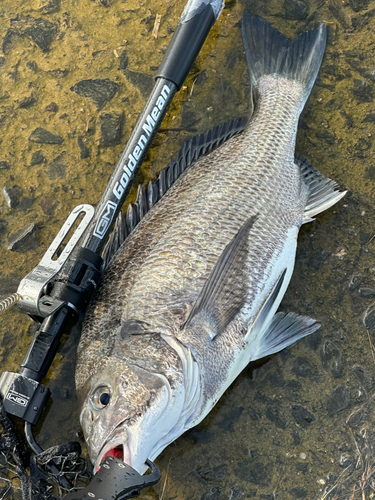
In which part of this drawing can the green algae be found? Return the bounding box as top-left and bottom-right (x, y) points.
(1, 0), (375, 498)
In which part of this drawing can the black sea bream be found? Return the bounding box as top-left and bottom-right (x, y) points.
(76, 11), (346, 473)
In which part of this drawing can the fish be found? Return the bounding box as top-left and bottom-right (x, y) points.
(75, 11), (346, 474)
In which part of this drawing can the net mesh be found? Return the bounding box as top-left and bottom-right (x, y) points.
(0, 400), (91, 500)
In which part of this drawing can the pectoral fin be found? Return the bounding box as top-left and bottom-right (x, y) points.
(182, 216), (257, 338)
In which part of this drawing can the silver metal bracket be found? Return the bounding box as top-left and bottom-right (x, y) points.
(15, 204), (95, 318)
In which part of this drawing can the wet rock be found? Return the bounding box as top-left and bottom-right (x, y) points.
(0, 161), (10, 170)
(29, 127), (63, 145)
(98, 112), (124, 147)
(39, 196), (57, 216)
(123, 70), (153, 98)
(18, 197), (34, 211)
(77, 136), (89, 159)
(291, 487), (308, 499)
(37, 0), (60, 14)
(235, 459), (268, 485)
(284, 0), (308, 20)
(30, 150), (45, 166)
(119, 50), (128, 70)
(265, 407), (286, 429)
(2, 28), (18, 54)
(3, 185), (23, 208)
(363, 302), (375, 333)
(228, 485), (243, 500)
(17, 94), (35, 108)
(291, 404), (315, 427)
(320, 340), (342, 378)
(0, 57), (5, 69)
(1, 330), (15, 348)
(359, 287), (375, 297)
(348, 274), (362, 290)
(23, 17), (57, 51)
(352, 364), (372, 391)
(352, 386), (367, 404)
(325, 385), (350, 416)
(45, 102), (58, 112)
(353, 79), (373, 103)
(292, 357), (315, 377)
(315, 130), (336, 145)
(340, 110), (353, 128)
(45, 153), (67, 180)
(71, 79), (119, 109)
(4, 17), (57, 53)
(331, 355), (342, 378)
(200, 486), (223, 500)
(198, 464), (226, 481)
(346, 408), (364, 428)
(363, 110), (375, 122)
(349, 0), (369, 11)
(8, 223), (38, 252)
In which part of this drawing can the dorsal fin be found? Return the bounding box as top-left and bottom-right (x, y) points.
(101, 116), (248, 268)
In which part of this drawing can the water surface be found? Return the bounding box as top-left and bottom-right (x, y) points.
(0, 0), (375, 498)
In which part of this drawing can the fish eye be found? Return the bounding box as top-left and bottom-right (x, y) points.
(92, 386), (111, 410)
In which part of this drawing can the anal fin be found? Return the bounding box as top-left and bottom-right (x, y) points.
(253, 311), (320, 360)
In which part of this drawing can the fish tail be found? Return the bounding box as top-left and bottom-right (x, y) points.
(241, 11), (326, 100)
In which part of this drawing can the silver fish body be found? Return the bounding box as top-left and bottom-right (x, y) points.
(76, 12), (345, 473)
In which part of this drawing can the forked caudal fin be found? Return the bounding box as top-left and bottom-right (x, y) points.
(241, 11), (326, 97)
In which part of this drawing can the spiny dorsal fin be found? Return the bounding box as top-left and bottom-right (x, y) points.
(297, 156), (347, 224)
(181, 215), (258, 339)
(101, 116), (248, 267)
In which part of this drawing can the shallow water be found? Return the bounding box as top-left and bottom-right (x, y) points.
(1, 0), (375, 498)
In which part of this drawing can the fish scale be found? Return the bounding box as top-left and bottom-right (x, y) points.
(76, 12), (346, 474)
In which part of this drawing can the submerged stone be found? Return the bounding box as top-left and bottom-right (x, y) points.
(291, 404), (315, 427)
(3, 185), (23, 208)
(30, 150), (45, 166)
(45, 153), (67, 180)
(284, 0), (308, 20)
(29, 127), (63, 144)
(23, 18), (57, 51)
(98, 112), (124, 147)
(353, 79), (373, 103)
(123, 70), (153, 98)
(349, 0), (369, 11)
(325, 385), (350, 416)
(71, 79), (119, 109)
(8, 223), (38, 252)
(77, 136), (90, 159)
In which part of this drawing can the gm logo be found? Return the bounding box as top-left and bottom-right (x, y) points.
(6, 391), (28, 407)
(93, 201), (118, 239)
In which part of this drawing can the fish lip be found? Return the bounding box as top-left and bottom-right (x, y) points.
(94, 427), (130, 472)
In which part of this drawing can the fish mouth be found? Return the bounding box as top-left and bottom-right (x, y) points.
(94, 429), (131, 473)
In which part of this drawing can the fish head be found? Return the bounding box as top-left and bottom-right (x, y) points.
(78, 356), (180, 474)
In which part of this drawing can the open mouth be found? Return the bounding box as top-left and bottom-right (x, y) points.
(101, 445), (124, 462)
(95, 437), (131, 473)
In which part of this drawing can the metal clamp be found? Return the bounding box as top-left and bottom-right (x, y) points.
(15, 204), (95, 318)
